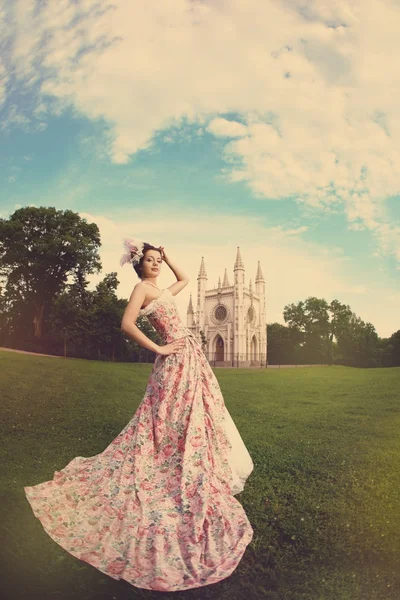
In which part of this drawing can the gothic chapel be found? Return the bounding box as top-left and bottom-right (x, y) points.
(186, 247), (267, 367)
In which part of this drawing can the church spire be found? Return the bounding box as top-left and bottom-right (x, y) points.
(187, 293), (194, 314)
(222, 268), (230, 287)
(198, 256), (207, 279)
(234, 246), (244, 270)
(255, 260), (264, 282)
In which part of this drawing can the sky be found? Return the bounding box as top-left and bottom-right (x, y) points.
(0, 0), (399, 338)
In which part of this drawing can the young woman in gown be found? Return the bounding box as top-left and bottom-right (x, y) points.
(24, 238), (254, 592)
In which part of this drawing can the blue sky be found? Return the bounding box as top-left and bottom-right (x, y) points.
(1, 0), (399, 337)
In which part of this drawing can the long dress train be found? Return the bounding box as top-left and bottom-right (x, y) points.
(24, 287), (254, 592)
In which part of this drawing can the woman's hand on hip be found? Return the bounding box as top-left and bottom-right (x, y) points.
(157, 338), (186, 356)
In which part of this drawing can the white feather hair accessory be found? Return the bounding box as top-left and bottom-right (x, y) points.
(120, 237), (145, 267)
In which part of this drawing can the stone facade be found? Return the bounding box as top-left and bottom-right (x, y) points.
(186, 247), (267, 367)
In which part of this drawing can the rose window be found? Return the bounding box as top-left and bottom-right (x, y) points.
(215, 305), (227, 321)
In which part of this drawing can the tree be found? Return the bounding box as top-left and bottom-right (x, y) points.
(283, 297), (331, 363)
(388, 330), (400, 366)
(87, 273), (128, 361)
(0, 281), (10, 346)
(328, 299), (353, 360)
(266, 322), (298, 364)
(283, 297), (382, 367)
(48, 289), (82, 357)
(334, 314), (380, 367)
(46, 271), (163, 361)
(0, 207), (101, 342)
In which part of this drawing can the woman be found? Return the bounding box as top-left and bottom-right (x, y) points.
(24, 237), (254, 592)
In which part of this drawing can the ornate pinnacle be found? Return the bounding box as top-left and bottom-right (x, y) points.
(222, 268), (230, 287)
(198, 256), (207, 278)
(187, 293), (194, 314)
(234, 246), (244, 270)
(255, 260), (264, 282)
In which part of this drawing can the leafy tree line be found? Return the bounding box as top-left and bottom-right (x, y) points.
(268, 297), (400, 368)
(0, 207), (161, 362)
(0, 206), (399, 367)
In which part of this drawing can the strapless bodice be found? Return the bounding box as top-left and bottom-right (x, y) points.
(138, 288), (196, 344)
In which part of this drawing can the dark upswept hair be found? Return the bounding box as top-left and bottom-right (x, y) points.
(133, 243), (162, 279)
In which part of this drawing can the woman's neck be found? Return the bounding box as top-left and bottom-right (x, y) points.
(143, 278), (159, 289)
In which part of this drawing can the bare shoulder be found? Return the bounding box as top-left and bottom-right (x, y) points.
(129, 282), (146, 302)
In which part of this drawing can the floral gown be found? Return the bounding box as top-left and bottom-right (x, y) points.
(24, 287), (254, 592)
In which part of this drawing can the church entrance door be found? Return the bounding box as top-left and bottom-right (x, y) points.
(215, 335), (224, 361)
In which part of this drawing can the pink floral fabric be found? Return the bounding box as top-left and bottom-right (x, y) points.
(24, 288), (254, 591)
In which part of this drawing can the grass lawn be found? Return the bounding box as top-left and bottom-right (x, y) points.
(1, 349), (399, 600)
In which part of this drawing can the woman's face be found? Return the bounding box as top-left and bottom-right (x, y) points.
(141, 249), (162, 279)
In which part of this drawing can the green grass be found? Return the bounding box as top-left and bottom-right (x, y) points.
(1, 349), (400, 600)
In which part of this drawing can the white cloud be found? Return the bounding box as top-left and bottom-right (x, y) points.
(32, 103), (47, 117)
(14, 203), (37, 209)
(79, 209), (398, 338)
(0, 103), (47, 133)
(207, 118), (248, 138)
(2, 0), (400, 263)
